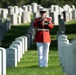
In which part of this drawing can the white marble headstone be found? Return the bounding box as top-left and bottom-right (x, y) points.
(23, 5), (28, 12)
(31, 3), (38, 13)
(22, 11), (31, 23)
(10, 14), (18, 25)
(50, 11), (59, 25)
(0, 50), (2, 75)
(72, 9), (76, 19)
(60, 43), (71, 72)
(17, 15), (21, 24)
(1, 9), (8, 19)
(18, 7), (23, 16)
(27, 5), (32, 12)
(22, 36), (28, 51)
(6, 47), (17, 67)
(15, 37), (25, 54)
(34, 12), (40, 18)
(64, 43), (74, 75)
(8, 6), (14, 16)
(12, 41), (23, 58)
(0, 47), (6, 75)
(51, 5), (55, 12)
(14, 6), (19, 14)
(10, 44), (21, 62)
(66, 40), (76, 75)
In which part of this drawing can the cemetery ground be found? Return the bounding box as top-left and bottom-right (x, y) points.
(2, 20), (76, 75)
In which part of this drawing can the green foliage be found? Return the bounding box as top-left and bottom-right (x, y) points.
(0, 0), (75, 8)
(42, 0), (75, 7)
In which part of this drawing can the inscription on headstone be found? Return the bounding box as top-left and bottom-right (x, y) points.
(6, 47), (17, 67)
(10, 44), (20, 62)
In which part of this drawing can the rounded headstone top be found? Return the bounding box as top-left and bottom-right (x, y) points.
(58, 35), (67, 39)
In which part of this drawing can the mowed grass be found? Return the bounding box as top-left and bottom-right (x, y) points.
(7, 48), (64, 75)
(2, 20), (76, 75)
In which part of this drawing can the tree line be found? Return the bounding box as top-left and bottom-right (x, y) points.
(0, 0), (75, 8)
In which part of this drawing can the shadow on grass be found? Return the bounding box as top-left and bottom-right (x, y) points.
(29, 24), (76, 51)
(50, 25), (58, 35)
(50, 24), (76, 35)
(7, 65), (39, 69)
(29, 40), (58, 51)
(2, 25), (29, 48)
(2, 23), (76, 49)
(65, 24), (76, 34)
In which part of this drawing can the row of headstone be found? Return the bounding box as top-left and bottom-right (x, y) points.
(0, 17), (35, 75)
(57, 15), (76, 75)
(0, 36), (28, 75)
(0, 3), (76, 25)
(25, 20), (36, 48)
(0, 3), (38, 25)
(0, 7), (30, 25)
(10, 11), (31, 25)
(57, 34), (76, 75)
(33, 4), (76, 25)
(0, 16), (35, 68)
(0, 12), (36, 75)
(6, 36), (27, 67)
(57, 35), (69, 66)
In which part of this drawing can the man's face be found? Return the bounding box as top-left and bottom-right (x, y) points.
(40, 11), (46, 18)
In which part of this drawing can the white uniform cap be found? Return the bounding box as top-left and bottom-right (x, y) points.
(39, 8), (46, 12)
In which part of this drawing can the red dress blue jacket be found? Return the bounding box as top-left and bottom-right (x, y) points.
(33, 17), (54, 43)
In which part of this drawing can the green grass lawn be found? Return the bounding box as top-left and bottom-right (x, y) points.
(65, 20), (76, 41)
(1, 20), (76, 75)
(65, 19), (76, 25)
(7, 48), (64, 75)
(2, 23), (30, 48)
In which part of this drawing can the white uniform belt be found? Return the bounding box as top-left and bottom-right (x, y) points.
(37, 29), (49, 31)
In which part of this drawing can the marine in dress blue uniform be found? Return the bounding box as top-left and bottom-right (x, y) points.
(33, 8), (54, 67)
